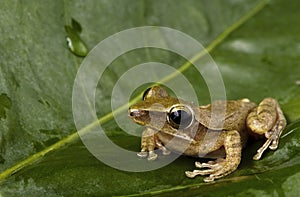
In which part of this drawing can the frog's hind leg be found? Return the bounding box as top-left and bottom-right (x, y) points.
(246, 98), (286, 160)
(185, 130), (242, 182)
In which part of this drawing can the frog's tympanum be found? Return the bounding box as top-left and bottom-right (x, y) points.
(128, 86), (286, 182)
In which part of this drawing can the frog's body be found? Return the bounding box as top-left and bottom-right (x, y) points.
(154, 99), (256, 157)
(128, 86), (286, 182)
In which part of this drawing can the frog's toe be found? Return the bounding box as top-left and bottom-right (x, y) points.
(185, 170), (212, 178)
(195, 161), (202, 168)
(185, 168), (215, 179)
(269, 139), (279, 150)
(195, 160), (223, 170)
(147, 151), (158, 161)
(155, 140), (171, 155)
(203, 176), (215, 182)
(137, 151), (148, 158)
(196, 162), (217, 169)
(265, 127), (280, 150)
(204, 168), (235, 182)
(162, 149), (171, 155)
(185, 171), (197, 178)
(195, 161), (214, 168)
(157, 144), (170, 155)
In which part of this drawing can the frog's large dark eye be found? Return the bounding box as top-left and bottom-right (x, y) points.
(167, 105), (194, 129)
(142, 87), (152, 100)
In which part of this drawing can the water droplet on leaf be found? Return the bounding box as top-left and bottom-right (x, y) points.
(64, 18), (88, 57)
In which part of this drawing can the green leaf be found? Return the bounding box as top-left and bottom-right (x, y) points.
(1, 0), (300, 196)
(0, 94), (12, 120)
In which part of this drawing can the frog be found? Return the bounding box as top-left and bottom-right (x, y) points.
(128, 86), (286, 182)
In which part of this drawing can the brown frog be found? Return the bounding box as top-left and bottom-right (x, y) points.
(128, 86), (286, 182)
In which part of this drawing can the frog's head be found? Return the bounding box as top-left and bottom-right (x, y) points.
(128, 86), (197, 133)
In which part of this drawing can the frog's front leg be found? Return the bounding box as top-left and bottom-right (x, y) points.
(185, 130), (242, 182)
(246, 98), (286, 160)
(137, 127), (170, 161)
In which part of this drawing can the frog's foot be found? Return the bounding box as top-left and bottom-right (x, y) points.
(137, 128), (170, 161)
(186, 130), (242, 182)
(137, 142), (170, 161)
(185, 158), (237, 182)
(246, 98), (287, 160)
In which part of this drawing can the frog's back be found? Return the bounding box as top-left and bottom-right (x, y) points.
(196, 99), (256, 131)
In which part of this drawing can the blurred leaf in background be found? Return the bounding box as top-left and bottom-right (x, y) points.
(0, 0), (299, 196)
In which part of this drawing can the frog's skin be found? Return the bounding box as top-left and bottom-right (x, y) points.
(128, 86), (286, 182)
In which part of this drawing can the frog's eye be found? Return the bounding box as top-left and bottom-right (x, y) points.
(167, 105), (194, 129)
(142, 87), (152, 100)
(142, 86), (169, 100)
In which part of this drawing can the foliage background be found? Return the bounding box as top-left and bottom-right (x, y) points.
(0, 0), (299, 196)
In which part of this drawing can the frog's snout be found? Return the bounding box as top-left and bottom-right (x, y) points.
(129, 109), (138, 117)
(128, 108), (149, 126)
(128, 109), (147, 118)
